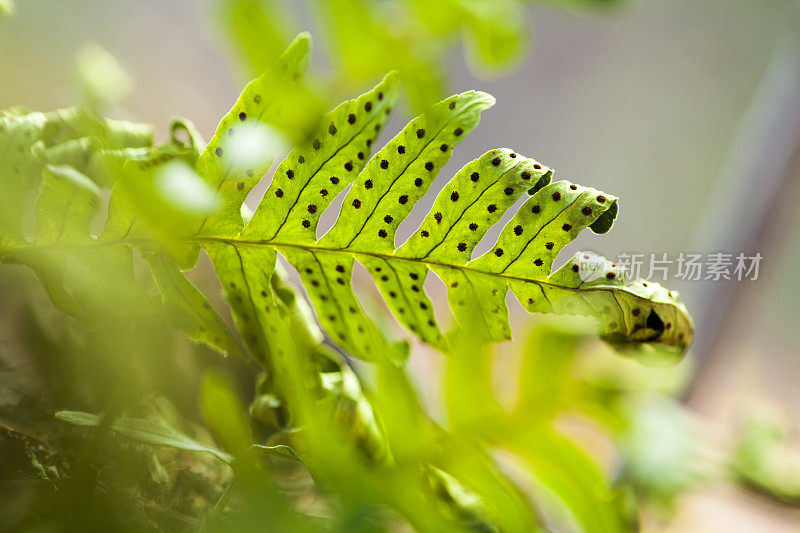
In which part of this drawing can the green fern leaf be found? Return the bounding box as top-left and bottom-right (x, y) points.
(205, 82), (693, 360)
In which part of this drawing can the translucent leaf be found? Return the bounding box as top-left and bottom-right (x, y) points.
(76, 43), (133, 109)
(193, 32), (322, 238)
(217, 0), (295, 78)
(55, 410), (233, 464)
(35, 164), (102, 245)
(459, 0), (527, 71)
(201, 82), (692, 361)
(145, 250), (243, 359)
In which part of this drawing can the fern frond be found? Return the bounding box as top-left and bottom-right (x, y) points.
(203, 78), (693, 361)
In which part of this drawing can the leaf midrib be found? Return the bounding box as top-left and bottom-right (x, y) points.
(197, 236), (671, 305)
(0, 235), (679, 308)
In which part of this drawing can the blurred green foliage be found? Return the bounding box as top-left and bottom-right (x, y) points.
(1, 4), (795, 531)
(215, 0), (621, 112)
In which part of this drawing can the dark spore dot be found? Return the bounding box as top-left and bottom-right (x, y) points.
(380, 159), (389, 169)
(425, 162), (434, 171)
(336, 277), (345, 285)
(312, 139), (321, 150)
(384, 214), (393, 223)
(570, 184), (578, 190)
(533, 163), (541, 169)
(374, 124), (381, 132)
(335, 265), (345, 273)
(349, 306), (357, 313)
(399, 195), (409, 204)
(534, 258), (543, 266)
(421, 230), (430, 237)
(450, 191), (459, 202)
(597, 195), (606, 203)
(237, 182), (245, 190)
(320, 188), (328, 196)
(302, 220), (311, 228)
(632, 308), (641, 317)
(457, 242), (467, 252)
(434, 212), (442, 223)
(246, 169), (254, 177)
(259, 290), (268, 298)
(286, 169), (294, 179)
(414, 178), (423, 187)
(411, 285), (420, 292)
(298, 155), (305, 164)
(389, 291), (397, 298)
(366, 139), (372, 147)
(521, 171), (531, 180)
(469, 223), (478, 231)
(329, 315), (336, 321)
(428, 319), (436, 327)
(352, 199), (361, 208)
(358, 152), (364, 160)
(364, 179), (373, 189)
(215, 147), (223, 157)
(562, 223), (572, 231)
(494, 248), (504, 257)
(582, 206), (592, 215)
(491, 157), (501, 166)
(504, 187), (514, 196)
(344, 161), (353, 171)
(348, 113), (356, 124)
(238, 112), (247, 121)
(378, 91), (384, 100)
(454, 127), (463, 136)
(398, 145), (406, 154)
(552, 192), (561, 201)
(378, 229), (387, 238)
(451, 282), (459, 288)
(471, 172), (479, 182)
(646, 310), (664, 331)
(416, 128), (425, 138)
(572, 264), (580, 272)
(440, 144), (448, 152)
(381, 275), (389, 282)
(532, 205), (541, 214)
(328, 123), (337, 135)
(514, 225), (523, 235)
(449, 101), (456, 109)
(642, 282), (648, 287)
(487, 204), (497, 213)
(365, 101), (372, 112)
(330, 176), (339, 184)
(545, 242), (554, 250)
(527, 298), (534, 305)
(665, 322), (672, 329)
(375, 267), (382, 272)
(606, 271), (616, 279)
(304, 268), (313, 274)
(409, 273), (419, 280)
(254, 94), (261, 104)
(275, 188), (284, 198)
(419, 302), (428, 310)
